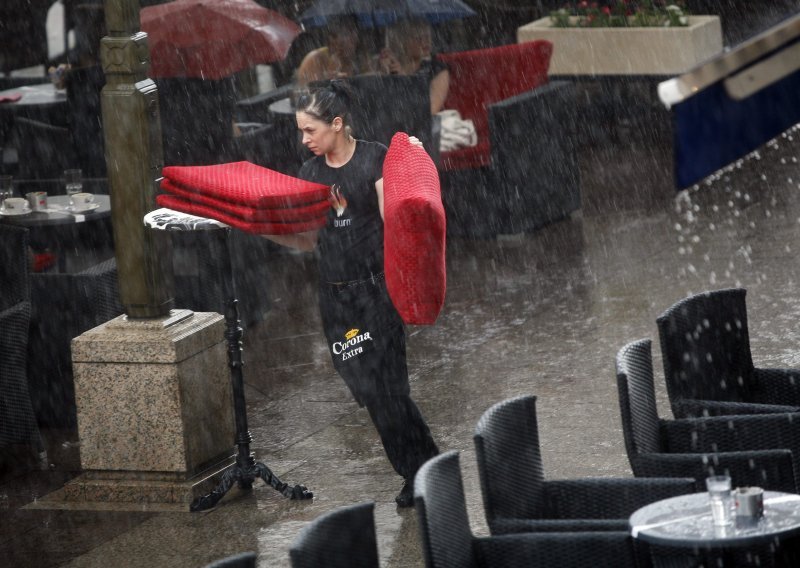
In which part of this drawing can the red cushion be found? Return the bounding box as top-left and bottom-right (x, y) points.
(162, 161), (330, 208)
(437, 41), (552, 168)
(156, 194), (325, 235)
(160, 178), (329, 223)
(383, 132), (446, 325)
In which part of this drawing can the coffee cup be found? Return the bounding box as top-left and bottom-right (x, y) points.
(26, 191), (48, 211)
(71, 192), (95, 208)
(3, 197), (29, 212)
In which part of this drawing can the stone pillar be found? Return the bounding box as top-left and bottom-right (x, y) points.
(63, 311), (235, 504)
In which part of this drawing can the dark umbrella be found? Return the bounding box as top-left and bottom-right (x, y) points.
(660, 13), (800, 189)
(300, 0), (476, 28)
(140, 0), (301, 80)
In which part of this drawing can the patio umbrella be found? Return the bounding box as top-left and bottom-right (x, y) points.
(658, 13), (800, 189)
(299, 0), (476, 28)
(140, 0), (301, 80)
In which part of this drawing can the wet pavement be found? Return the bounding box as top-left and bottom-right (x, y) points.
(3, 95), (800, 567)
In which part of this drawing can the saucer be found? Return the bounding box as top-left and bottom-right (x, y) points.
(67, 203), (100, 213)
(0, 206), (32, 216)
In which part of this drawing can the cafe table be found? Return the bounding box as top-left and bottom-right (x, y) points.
(0, 194), (112, 272)
(630, 491), (800, 562)
(0, 82), (67, 123)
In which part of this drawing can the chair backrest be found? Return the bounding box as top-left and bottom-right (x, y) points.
(473, 395), (546, 526)
(156, 77), (238, 166)
(414, 451), (477, 568)
(438, 41), (552, 143)
(289, 501), (379, 568)
(66, 64), (106, 177)
(0, 225), (30, 310)
(656, 288), (755, 405)
(12, 117), (77, 180)
(615, 339), (664, 466)
(346, 74), (433, 154)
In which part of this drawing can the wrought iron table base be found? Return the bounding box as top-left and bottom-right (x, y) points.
(142, 208), (312, 512)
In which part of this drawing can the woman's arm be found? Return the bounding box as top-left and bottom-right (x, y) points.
(261, 230), (319, 251)
(429, 69), (449, 115)
(375, 178), (385, 220)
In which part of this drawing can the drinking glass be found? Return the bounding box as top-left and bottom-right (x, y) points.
(65, 169), (83, 196)
(706, 475), (733, 526)
(0, 175), (13, 204)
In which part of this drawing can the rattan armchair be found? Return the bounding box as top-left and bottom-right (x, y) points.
(656, 288), (800, 418)
(415, 451), (643, 568)
(289, 502), (379, 568)
(474, 394), (695, 535)
(616, 339), (799, 493)
(0, 225), (45, 463)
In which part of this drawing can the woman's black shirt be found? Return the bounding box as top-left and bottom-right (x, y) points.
(298, 140), (387, 283)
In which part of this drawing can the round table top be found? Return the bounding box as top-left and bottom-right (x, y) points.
(0, 83), (67, 109)
(630, 491), (800, 548)
(0, 194), (110, 227)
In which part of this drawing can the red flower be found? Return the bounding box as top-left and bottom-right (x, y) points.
(602, 6), (611, 15)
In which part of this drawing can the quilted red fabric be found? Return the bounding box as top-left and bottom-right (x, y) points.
(156, 194), (326, 235)
(438, 41), (552, 171)
(383, 132), (446, 325)
(160, 178), (329, 223)
(162, 161), (330, 208)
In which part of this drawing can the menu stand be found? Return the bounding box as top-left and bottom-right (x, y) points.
(144, 208), (313, 511)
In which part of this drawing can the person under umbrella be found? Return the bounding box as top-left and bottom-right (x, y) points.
(263, 80), (440, 507)
(295, 16), (377, 85)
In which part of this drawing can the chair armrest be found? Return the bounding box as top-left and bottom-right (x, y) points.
(235, 84), (294, 123)
(542, 478), (696, 519)
(752, 368), (800, 405)
(634, 450), (797, 493)
(672, 398), (798, 418)
(487, 81), (581, 233)
(475, 532), (637, 568)
(489, 518), (628, 535)
(664, 413), (800, 474)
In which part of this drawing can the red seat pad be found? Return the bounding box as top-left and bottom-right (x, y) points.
(162, 161), (330, 208)
(160, 178), (329, 223)
(383, 132), (446, 325)
(156, 194), (325, 235)
(437, 41), (552, 171)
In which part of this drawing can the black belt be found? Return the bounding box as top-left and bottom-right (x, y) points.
(326, 272), (385, 291)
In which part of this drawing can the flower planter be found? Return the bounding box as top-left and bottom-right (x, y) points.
(517, 16), (723, 76)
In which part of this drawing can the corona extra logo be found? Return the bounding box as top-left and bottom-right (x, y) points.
(332, 328), (374, 358)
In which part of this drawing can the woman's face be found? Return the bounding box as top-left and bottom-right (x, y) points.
(296, 111), (341, 156)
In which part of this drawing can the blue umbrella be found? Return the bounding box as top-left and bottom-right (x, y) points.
(660, 14), (800, 189)
(300, 0), (476, 28)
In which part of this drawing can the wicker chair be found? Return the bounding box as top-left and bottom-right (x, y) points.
(656, 288), (800, 418)
(28, 257), (124, 427)
(473, 395), (695, 535)
(289, 502), (379, 568)
(415, 451), (643, 568)
(0, 225), (46, 463)
(616, 339), (800, 493)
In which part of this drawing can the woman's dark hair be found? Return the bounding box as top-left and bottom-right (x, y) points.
(294, 79), (356, 127)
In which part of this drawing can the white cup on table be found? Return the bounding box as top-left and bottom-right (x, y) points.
(3, 197), (29, 212)
(71, 192), (95, 208)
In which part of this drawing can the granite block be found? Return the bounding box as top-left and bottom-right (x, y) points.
(73, 311), (235, 474)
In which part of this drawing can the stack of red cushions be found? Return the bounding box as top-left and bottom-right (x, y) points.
(383, 132), (446, 325)
(157, 161), (330, 234)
